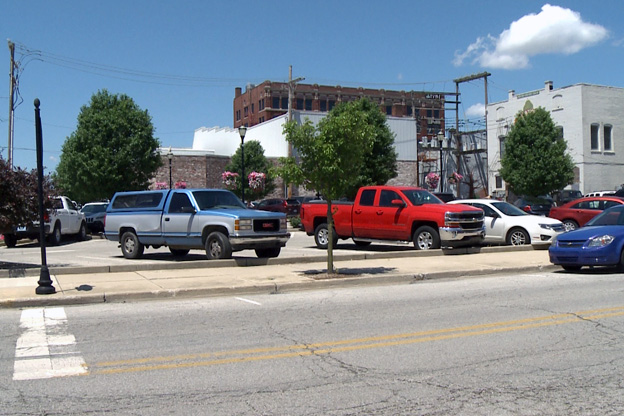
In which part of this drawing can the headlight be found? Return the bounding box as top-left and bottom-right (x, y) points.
(588, 235), (614, 247)
(235, 219), (252, 231)
(539, 223), (553, 230)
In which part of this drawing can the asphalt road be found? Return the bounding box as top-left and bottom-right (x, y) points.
(0, 229), (416, 272)
(3, 270), (624, 415)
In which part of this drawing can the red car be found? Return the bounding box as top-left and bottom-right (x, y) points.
(548, 196), (624, 231)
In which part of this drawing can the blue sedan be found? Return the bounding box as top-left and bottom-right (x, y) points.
(549, 205), (624, 271)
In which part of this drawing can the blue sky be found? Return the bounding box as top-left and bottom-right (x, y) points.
(2, 1), (622, 172)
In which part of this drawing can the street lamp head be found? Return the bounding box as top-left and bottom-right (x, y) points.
(238, 126), (247, 141)
(167, 146), (173, 161)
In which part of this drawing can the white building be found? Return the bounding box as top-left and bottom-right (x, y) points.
(487, 81), (624, 197)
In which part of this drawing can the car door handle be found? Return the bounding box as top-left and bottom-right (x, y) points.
(376, 210), (383, 215)
(354, 209), (362, 215)
(164, 217), (170, 221)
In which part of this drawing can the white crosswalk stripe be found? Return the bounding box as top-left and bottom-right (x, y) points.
(13, 307), (88, 380)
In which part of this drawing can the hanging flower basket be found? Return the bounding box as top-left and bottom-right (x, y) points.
(155, 182), (168, 190)
(248, 171), (266, 193)
(448, 172), (463, 185)
(221, 171), (239, 190)
(425, 172), (440, 191)
(174, 181), (187, 189)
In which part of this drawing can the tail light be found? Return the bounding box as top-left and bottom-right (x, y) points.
(282, 200), (288, 207)
(522, 205), (531, 213)
(43, 212), (50, 222)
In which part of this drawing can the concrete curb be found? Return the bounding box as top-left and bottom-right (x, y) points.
(0, 262), (557, 309)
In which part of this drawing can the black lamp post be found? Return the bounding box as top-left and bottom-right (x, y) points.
(167, 147), (173, 189)
(238, 126), (247, 204)
(34, 99), (55, 295)
(437, 131), (446, 193)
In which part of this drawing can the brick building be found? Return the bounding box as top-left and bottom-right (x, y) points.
(233, 81), (449, 138)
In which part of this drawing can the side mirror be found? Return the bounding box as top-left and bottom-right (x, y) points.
(180, 206), (197, 214)
(391, 199), (406, 207)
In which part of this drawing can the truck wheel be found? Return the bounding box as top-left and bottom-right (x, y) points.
(506, 227), (529, 246)
(413, 226), (440, 250)
(255, 247), (281, 258)
(121, 231), (144, 259)
(314, 223), (338, 249)
(170, 248), (190, 257)
(76, 222), (87, 241)
(49, 223), (62, 246)
(205, 231), (232, 260)
(3, 233), (18, 248)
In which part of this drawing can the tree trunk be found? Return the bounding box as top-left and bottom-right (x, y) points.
(326, 201), (335, 275)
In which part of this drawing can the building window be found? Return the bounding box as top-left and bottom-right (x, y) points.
(281, 97), (288, 109)
(406, 106), (413, 116)
(305, 99), (312, 111)
(495, 175), (503, 189)
(251, 103), (254, 114)
(320, 100), (327, 112)
(499, 136), (506, 157)
(591, 123), (600, 150)
(434, 109), (439, 119)
(328, 100), (335, 110)
(259, 99), (265, 111)
(244, 107), (248, 117)
(556, 126), (564, 139)
(296, 98), (303, 109)
(604, 124), (613, 151)
(236, 110), (241, 121)
(386, 106), (392, 115)
(426, 109), (432, 118)
(272, 97), (279, 108)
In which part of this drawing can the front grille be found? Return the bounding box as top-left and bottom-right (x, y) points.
(446, 211), (485, 230)
(253, 219), (280, 232)
(557, 240), (585, 248)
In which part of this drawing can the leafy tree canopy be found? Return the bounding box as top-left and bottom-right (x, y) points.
(499, 107), (575, 197)
(329, 98), (398, 199)
(277, 99), (376, 273)
(225, 140), (274, 200)
(0, 157), (53, 232)
(54, 89), (162, 203)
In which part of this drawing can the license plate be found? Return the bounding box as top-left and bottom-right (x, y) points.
(16, 226), (27, 232)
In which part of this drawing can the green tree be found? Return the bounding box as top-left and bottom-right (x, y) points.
(499, 107), (575, 197)
(225, 140), (274, 201)
(54, 89), (162, 203)
(0, 157), (53, 236)
(278, 100), (375, 274)
(329, 98), (398, 199)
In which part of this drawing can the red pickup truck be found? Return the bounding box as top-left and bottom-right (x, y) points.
(300, 185), (485, 250)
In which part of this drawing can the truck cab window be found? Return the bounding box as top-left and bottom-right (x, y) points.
(359, 190), (376, 206)
(169, 193), (193, 213)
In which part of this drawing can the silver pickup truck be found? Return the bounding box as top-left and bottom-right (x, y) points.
(104, 189), (290, 260)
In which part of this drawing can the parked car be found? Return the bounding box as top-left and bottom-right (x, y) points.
(548, 196), (624, 231)
(513, 196), (554, 216)
(549, 204), (624, 271)
(254, 198), (299, 216)
(433, 192), (456, 202)
(80, 201), (109, 233)
(551, 189), (583, 205)
(584, 190), (616, 197)
(449, 199), (564, 248)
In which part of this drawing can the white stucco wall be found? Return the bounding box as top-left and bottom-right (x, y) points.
(486, 82), (624, 196)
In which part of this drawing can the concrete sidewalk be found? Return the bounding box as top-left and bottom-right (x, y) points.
(0, 246), (556, 308)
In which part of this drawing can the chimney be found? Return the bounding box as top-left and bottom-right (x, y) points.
(508, 90), (515, 100)
(545, 81), (553, 91)
(235, 87), (242, 98)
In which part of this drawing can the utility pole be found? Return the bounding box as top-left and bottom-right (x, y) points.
(7, 40), (16, 168)
(286, 65), (304, 197)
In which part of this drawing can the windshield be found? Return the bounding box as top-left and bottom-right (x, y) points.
(193, 190), (246, 210)
(491, 201), (528, 216)
(401, 189), (443, 205)
(586, 205), (624, 226)
(81, 204), (107, 213)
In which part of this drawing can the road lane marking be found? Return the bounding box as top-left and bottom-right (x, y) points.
(90, 305), (624, 376)
(13, 307), (88, 380)
(235, 297), (262, 305)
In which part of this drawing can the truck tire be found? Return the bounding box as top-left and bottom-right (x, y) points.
(205, 231), (232, 260)
(49, 223), (62, 246)
(314, 223), (338, 249)
(170, 248), (190, 257)
(76, 222), (87, 241)
(121, 231), (144, 259)
(3, 233), (18, 248)
(413, 226), (440, 250)
(255, 247), (281, 258)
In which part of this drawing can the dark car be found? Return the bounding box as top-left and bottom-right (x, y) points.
(433, 192), (456, 203)
(549, 204), (624, 272)
(548, 196), (624, 231)
(254, 198), (299, 216)
(552, 189), (583, 205)
(80, 201), (109, 233)
(513, 196), (554, 216)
